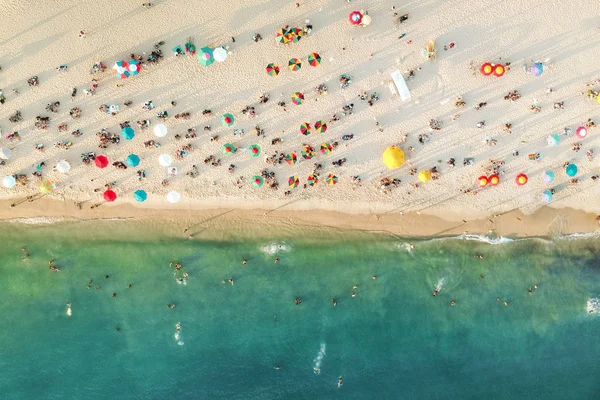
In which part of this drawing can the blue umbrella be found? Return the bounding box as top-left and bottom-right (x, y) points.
(126, 154), (140, 167)
(542, 190), (552, 203)
(529, 62), (543, 77)
(133, 189), (147, 202)
(122, 126), (135, 140)
(566, 164), (578, 177)
(542, 171), (555, 183)
(546, 134), (560, 146)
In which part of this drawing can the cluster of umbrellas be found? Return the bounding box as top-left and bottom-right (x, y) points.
(349, 11), (372, 26)
(477, 174), (501, 187)
(113, 60), (141, 79)
(480, 62), (506, 77)
(300, 121), (327, 135)
(275, 27), (304, 44)
(265, 53), (321, 76)
(197, 46), (227, 66)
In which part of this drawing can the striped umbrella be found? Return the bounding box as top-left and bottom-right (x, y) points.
(122, 126), (135, 140)
(291, 92), (304, 105)
(308, 52), (321, 67)
(128, 60), (141, 75)
(326, 173), (338, 185)
(288, 58), (302, 71)
(113, 61), (130, 79)
(266, 63), (280, 76)
(302, 145), (315, 160)
(275, 29), (289, 44)
(221, 113), (235, 126)
(251, 175), (264, 188)
(198, 47), (214, 66)
(40, 180), (55, 194)
(292, 28), (303, 42)
(300, 122), (312, 135)
(314, 120), (327, 133)
(248, 144), (261, 157)
(222, 143), (236, 154)
(288, 176), (299, 188)
(307, 174), (319, 186)
(320, 142), (332, 155)
(285, 153), (297, 165)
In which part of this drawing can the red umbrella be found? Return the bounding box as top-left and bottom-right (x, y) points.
(479, 62), (493, 76)
(103, 189), (117, 202)
(95, 155), (109, 168)
(515, 173), (528, 186)
(493, 64), (505, 77)
(349, 11), (363, 25)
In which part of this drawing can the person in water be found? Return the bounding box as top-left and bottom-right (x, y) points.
(433, 289), (438, 297)
(332, 298), (337, 307)
(295, 298), (302, 305)
(338, 376), (343, 387)
(274, 258), (279, 263)
(242, 259), (247, 265)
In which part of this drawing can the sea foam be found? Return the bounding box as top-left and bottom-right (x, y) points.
(260, 242), (291, 255)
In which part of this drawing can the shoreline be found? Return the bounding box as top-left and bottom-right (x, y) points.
(1, 198), (598, 240)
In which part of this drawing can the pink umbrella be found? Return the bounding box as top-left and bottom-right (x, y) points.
(576, 126), (588, 139)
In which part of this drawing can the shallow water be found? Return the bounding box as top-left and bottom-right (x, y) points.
(0, 222), (599, 399)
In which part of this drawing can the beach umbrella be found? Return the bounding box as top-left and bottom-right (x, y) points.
(222, 143), (236, 154)
(248, 144), (261, 157)
(0, 147), (12, 160)
(221, 113), (235, 126)
(154, 124), (168, 137)
(126, 154), (140, 167)
(288, 58), (301, 71)
(516, 173), (528, 186)
(314, 120), (327, 133)
(95, 154), (109, 168)
(122, 126), (135, 140)
(493, 64), (505, 77)
(128, 60), (141, 75)
(213, 47), (227, 62)
(198, 47), (214, 66)
(488, 174), (500, 186)
(159, 153), (173, 167)
(382, 146), (405, 169)
(291, 28), (303, 42)
(566, 163), (578, 177)
(576, 126), (587, 139)
(480, 62), (493, 76)
(40, 180), (55, 194)
(266, 63), (280, 76)
(285, 153), (297, 165)
(56, 160), (71, 173)
(326, 173), (338, 185)
(320, 142), (332, 155)
(308, 52), (321, 67)
(288, 176), (299, 188)
(2, 175), (16, 188)
(547, 134), (560, 146)
(291, 92), (305, 105)
(477, 175), (488, 187)
(301, 148), (314, 160)
(542, 190), (553, 203)
(418, 170), (431, 183)
(113, 61), (130, 79)
(360, 14), (372, 27)
(134, 189), (147, 202)
(529, 62), (543, 77)
(167, 191), (181, 203)
(300, 122), (312, 135)
(543, 171), (555, 183)
(275, 29), (289, 44)
(307, 174), (319, 186)
(349, 11), (363, 25)
(250, 175), (264, 188)
(103, 190), (117, 202)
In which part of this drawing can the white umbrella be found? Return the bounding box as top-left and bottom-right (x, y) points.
(154, 124), (168, 137)
(360, 14), (372, 26)
(2, 175), (16, 188)
(0, 147), (13, 160)
(213, 47), (227, 62)
(167, 191), (181, 203)
(158, 153), (173, 167)
(56, 160), (71, 173)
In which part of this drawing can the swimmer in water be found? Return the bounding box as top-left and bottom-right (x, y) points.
(409, 243), (415, 249)
(504, 301), (509, 306)
(228, 278), (234, 286)
(351, 292), (356, 298)
(176, 322), (181, 331)
(433, 289), (438, 297)
(332, 298), (337, 307)
(450, 301), (456, 306)
(242, 259), (247, 265)
(128, 284), (132, 289)
(372, 275), (377, 280)
(167, 304), (176, 309)
(338, 376), (343, 387)
(274, 366), (281, 370)
(480, 275), (484, 279)
(295, 298), (302, 305)
(112, 293), (117, 298)
(274, 258), (279, 263)
(528, 287), (532, 295)
(115, 327), (120, 332)
(474, 254), (483, 259)
(497, 297), (501, 302)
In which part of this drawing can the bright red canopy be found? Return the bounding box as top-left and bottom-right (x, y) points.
(95, 155), (109, 168)
(103, 189), (117, 202)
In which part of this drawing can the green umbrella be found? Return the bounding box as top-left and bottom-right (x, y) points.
(198, 47), (214, 66)
(221, 113), (235, 126)
(248, 144), (261, 157)
(222, 143), (236, 154)
(251, 175), (264, 188)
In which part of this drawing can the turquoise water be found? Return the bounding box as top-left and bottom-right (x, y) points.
(1, 222), (599, 399)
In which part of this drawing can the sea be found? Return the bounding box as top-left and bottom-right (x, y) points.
(1, 220), (599, 400)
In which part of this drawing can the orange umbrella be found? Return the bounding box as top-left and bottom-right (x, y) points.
(515, 173), (528, 186)
(477, 175), (488, 187)
(488, 174), (500, 186)
(493, 64), (505, 77)
(480, 62), (493, 76)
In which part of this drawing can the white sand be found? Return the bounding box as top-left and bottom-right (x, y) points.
(0, 0), (599, 221)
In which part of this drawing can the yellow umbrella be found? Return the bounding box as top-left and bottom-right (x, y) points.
(382, 146), (405, 169)
(418, 170), (431, 183)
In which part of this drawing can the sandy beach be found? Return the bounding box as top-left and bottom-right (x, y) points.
(1, 0), (600, 234)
